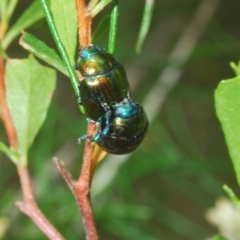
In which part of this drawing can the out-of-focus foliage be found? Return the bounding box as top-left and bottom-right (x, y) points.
(215, 70), (240, 187)
(1, 0), (240, 240)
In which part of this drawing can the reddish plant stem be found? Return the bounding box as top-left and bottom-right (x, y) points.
(78, 123), (96, 183)
(73, 181), (97, 240)
(0, 56), (64, 239)
(75, 0), (92, 47)
(76, 123), (98, 240)
(75, 0), (98, 236)
(54, 150), (98, 240)
(54, 124), (98, 240)
(16, 167), (65, 240)
(56, 1), (98, 239)
(0, 57), (17, 148)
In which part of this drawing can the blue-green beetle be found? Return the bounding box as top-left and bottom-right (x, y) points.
(75, 45), (148, 154)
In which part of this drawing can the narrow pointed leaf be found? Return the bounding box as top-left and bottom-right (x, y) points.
(2, 1), (44, 49)
(51, 0), (77, 63)
(0, 0), (8, 24)
(223, 184), (240, 209)
(215, 76), (240, 187)
(41, 0), (79, 97)
(0, 141), (18, 164)
(108, 0), (118, 54)
(230, 61), (240, 76)
(135, 0), (154, 53)
(5, 56), (56, 165)
(20, 32), (67, 75)
(89, 0), (112, 18)
(6, 0), (18, 23)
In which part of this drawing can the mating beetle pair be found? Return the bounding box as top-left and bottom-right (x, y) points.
(75, 45), (148, 154)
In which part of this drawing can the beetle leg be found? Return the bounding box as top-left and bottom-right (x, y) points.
(78, 134), (92, 144)
(86, 118), (96, 124)
(121, 94), (131, 104)
(104, 110), (112, 129)
(79, 121), (102, 143)
(127, 92), (131, 100)
(74, 63), (79, 70)
(100, 110), (113, 137)
(91, 122), (103, 142)
(92, 132), (103, 142)
(92, 111), (113, 143)
(101, 102), (110, 112)
(76, 94), (82, 104)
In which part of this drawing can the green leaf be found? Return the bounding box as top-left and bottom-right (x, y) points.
(223, 184), (240, 209)
(215, 76), (240, 187)
(5, 55), (56, 166)
(40, 0), (80, 98)
(92, 15), (110, 43)
(212, 235), (229, 240)
(20, 32), (67, 75)
(0, 43), (8, 59)
(51, 0), (77, 63)
(2, 0), (44, 49)
(0, 141), (18, 164)
(135, 0), (154, 53)
(88, 0), (99, 10)
(230, 61), (240, 76)
(108, 0), (118, 54)
(6, 0), (18, 24)
(0, 0), (8, 24)
(89, 0), (112, 18)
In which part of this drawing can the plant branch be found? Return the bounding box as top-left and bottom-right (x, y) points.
(75, 0), (92, 47)
(53, 1), (98, 239)
(16, 167), (65, 240)
(53, 124), (99, 240)
(0, 57), (17, 148)
(53, 153), (98, 240)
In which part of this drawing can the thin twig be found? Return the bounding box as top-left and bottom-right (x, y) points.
(73, 180), (98, 240)
(75, 0), (92, 47)
(53, 122), (98, 240)
(16, 167), (65, 240)
(75, 123), (98, 240)
(54, 1), (98, 239)
(53, 157), (75, 191)
(0, 57), (17, 148)
(54, 154), (98, 240)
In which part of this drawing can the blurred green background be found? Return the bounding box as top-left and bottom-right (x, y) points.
(1, 0), (240, 239)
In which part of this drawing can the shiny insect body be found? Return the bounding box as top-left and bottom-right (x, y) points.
(75, 45), (148, 154)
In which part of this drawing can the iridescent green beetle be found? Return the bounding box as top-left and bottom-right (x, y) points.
(75, 45), (131, 120)
(75, 45), (148, 154)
